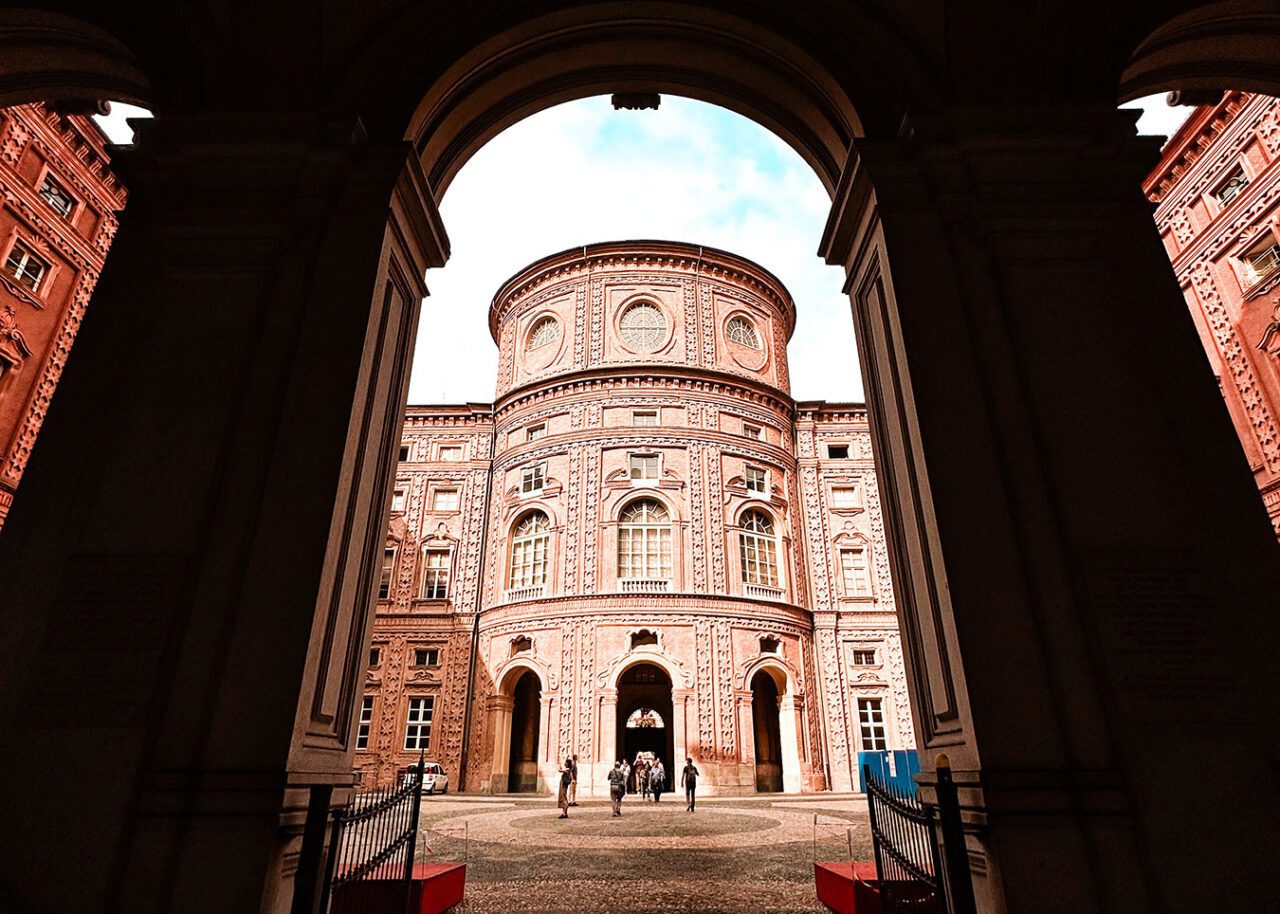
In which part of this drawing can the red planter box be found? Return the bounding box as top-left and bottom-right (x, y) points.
(815, 862), (940, 914)
(331, 862), (466, 914)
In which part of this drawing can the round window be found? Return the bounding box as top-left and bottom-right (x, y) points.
(726, 315), (761, 348)
(619, 302), (667, 352)
(526, 316), (560, 351)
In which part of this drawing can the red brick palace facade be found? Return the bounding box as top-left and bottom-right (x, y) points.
(1145, 92), (1280, 533)
(355, 241), (916, 794)
(0, 104), (124, 528)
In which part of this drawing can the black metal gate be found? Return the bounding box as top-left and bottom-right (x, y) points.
(320, 751), (426, 913)
(863, 762), (976, 914)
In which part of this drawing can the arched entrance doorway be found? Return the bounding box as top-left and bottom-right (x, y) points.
(616, 663), (674, 773)
(750, 670), (783, 793)
(507, 670), (541, 793)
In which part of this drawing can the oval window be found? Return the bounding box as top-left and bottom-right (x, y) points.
(619, 302), (667, 352)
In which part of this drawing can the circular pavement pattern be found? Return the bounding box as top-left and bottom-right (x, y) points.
(429, 801), (853, 850)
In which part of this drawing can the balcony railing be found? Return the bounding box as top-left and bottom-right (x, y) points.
(505, 584), (546, 602)
(743, 583), (784, 600)
(619, 578), (671, 593)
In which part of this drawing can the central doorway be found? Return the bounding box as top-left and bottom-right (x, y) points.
(507, 670), (541, 792)
(616, 662), (674, 773)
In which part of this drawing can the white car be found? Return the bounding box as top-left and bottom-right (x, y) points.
(404, 761), (449, 795)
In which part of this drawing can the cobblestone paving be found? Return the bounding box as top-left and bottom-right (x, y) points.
(418, 794), (872, 914)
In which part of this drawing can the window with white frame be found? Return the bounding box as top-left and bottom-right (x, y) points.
(404, 697), (435, 750)
(420, 549), (450, 599)
(377, 548), (396, 599)
(743, 421), (763, 441)
(527, 422), (547, 442)
(432, 488), (459, 512)
(413, 647), (440, 667)
(617, 499), (672, 580)
(840, 547), (872, 596)
(391, 488), (406, 513)
(4, 241), (48, 292)
(745, 465), (768, 495)
(1244, 240), (1280, 285)
(831, 485), (859, 509)
(739, 510), (779, 587)
(851, 648), (877, 665)
(39, 175), (75, 217)
(629, 453), (659, 481)
(509, 511), (550, 588)
(726, 315), (761, 348)
(355, 695), (374, 750)
(857, 697), (888, 751)
(619, 301), (667, 351)
(521, 462), (545, 494)
(633, 410), (659, 427)
(1215, 168), (1249, 208)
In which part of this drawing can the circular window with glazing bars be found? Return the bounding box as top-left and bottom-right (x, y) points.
(726, 315), (761, 349)
(619, 302), (667, 352)
(526, 316), (560, 351)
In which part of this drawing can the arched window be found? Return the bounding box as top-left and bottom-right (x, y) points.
(726, 315), (761, 348)
(618, 499), (672, 581)
(509, 511), (550, 588)
(739, 509), (778, 587)
(526, 316), (559, 350)
(619, 302), (666, 351)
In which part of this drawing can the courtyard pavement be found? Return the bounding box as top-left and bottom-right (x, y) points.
(416, 792), (872, 914)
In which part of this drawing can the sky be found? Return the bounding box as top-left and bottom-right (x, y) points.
(95, 94), (1193, 405)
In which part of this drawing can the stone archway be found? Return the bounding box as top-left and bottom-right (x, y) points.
(0, 4), (1276, 914)
(506, 670), (542, 793)
(616, 662), (675, 778)
(749, 669), (783, 793)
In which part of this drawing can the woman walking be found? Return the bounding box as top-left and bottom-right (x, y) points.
(557, 757), (573, 818)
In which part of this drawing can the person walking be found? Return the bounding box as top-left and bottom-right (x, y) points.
(681, 757), (700, 812)
(608, 760), (627, 816)
(651, 759), (665, 803)
(620, 758), (631, 795)
(638, 759), (650, 798)
(557, 757), (573, 818)
(568, 754), (579, 806)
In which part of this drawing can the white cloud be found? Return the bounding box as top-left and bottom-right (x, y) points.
(410, 96), (860, 404)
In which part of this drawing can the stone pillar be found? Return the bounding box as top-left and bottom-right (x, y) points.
(778, 694), (804, 794)
(597, 687), (618, 787)
(735, 689), (755, 764)
(538, 692), (555, 793)
(821, 104), (1280, 913)
(487, 694), (515, 793)
(0, 112), (448, 914)
(671, 687), (692, 769)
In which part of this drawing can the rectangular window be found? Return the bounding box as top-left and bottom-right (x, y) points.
(743, 422), (763, 441)
(633, 410), (659, 427)
(391, 488), (406, 513)
(404, 697), (435, 751)
(4, 241), (48, 292)
(840, 547), (872, 596)
(527, 423), (547, 442)
(521, 462), (545, 494)
(420, 549), (450, 599)
(851, 649), (877, 665)
(369, 647), (381, 667)
(414, 647), (440, 667)
(858, 698), (888, 751)
(378, 548), (396, 599)
(1246, 242), (1280, 284)
(1215, 167), (1249, 207)
(355, 696), (374, 750)
(439, 445), (464, 462)
(399, 444), (411, 462)
(831, 486), (859, 508)
(745, 465), (768, 494)
(630, 453), (660, 481)
(432, 488), (459, 511)
(39, 175), (75, 217)
(826, 443), (850, 459)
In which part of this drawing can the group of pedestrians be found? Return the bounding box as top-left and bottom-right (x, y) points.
(557, 753), (700, 818)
